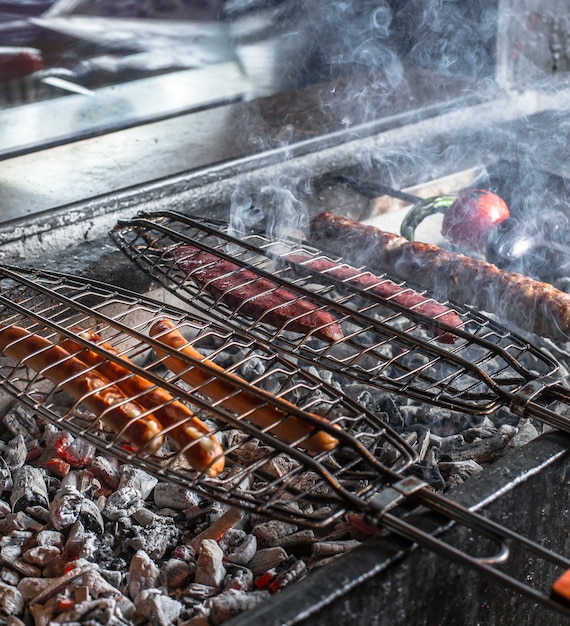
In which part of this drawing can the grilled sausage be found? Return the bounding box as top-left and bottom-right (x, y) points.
(0, 47), (44, 82)
(172, 245), (343, 342)
(310, 212), (570, 343)
(0, 325), (164, 454)
(60, 329), (225, 477)
(284, 253), (463, 343)
(149, 319), (339, 453)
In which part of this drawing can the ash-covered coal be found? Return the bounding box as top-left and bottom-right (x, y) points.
(0, 323), (551, 625)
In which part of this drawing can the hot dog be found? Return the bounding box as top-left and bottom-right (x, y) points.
(0, 325), (164, 455)
(149, 319), (339, 453)
(60, 328), (225, 477)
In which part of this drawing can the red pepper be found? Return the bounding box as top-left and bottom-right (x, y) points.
(401, 189), (510, 255)
(441, 189), (510, 254)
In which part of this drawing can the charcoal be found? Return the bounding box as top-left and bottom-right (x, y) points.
(428, 432), (465, 452)
(153, 482), (201, 510)
(183, 582), (218, 601)
(172, 544), (196, 563)
(121, 517), (180, 560)
(135, 589), (183, 626)
(222, 530), (258, 566)
(0, 568), (19, 586)
(311, 539), (361, 556)
(63, 438), (96, 467)
(508, 419), (540, 448)
(253, 519), (298, 547)
(127, 549), (160, 599)
(209, 589), (271, 625)
(0, 580), (24, 616)
(132, 506), (166, 527)
(159, 558), (190, 590)
(118, 466), (158, 500)
(3, 406), (40, 441)
(102, 486), (145, 521)
(442, 424), (517, 464)
(22, 545), (60, 567)
(47, 597), (127, 625)
(23, 561), (95, 605)
(195, 539), (226, 588)
(99, 568), (123, 590)
(190, 507), (244, 549)
(248, 546), (288, 576)
(409, 461), (446, 490)
(0, 529), (33, 550)
(49, 472), (90, 531)
(36, 529), (64, 549)
(238, 356), (266, 379)
(0, 435), (27, 470)
(414, 428), (431, 461)
(1, 546), (41, 577)
(222, 565), (254, 592)
(278, 529), (316, 554)
(42, 425), (73, 455)
(438, 459), (484, 489)
(268, 557), (307, 591)
(63, 521), (99, 561)
(90, 456), (121, 490)
(10, 466), (49, 512)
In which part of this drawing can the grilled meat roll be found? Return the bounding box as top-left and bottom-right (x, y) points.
(310, 212), (570, 343)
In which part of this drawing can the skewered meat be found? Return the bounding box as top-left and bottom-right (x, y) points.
(172, 245), (343, 342)
(0, 47), (44, 82)
(59, 328), (225, 477)
(284, 253), (463, 343)
(0, 325), (165, 454)
(149, 319), (339, 452)
(310, 212), (570, 343)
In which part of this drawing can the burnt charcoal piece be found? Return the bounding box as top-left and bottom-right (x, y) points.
(10, 465), (49, 512)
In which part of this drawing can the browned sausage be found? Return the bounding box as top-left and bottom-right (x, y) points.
(0, 325), (164, 455)
(284, 253), (463, 343)
(149, 319), (339, 452)
(172, 245), (344, 342)
(59, 328), (225, 477)
(0, 47), (44, 82)
(310, 211), (570, 343)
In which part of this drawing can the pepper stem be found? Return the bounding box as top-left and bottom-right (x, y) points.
(400, 195), (456, 241)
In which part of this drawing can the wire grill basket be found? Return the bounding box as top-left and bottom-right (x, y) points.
(111, 211), (570, 431)
(1, 263), (570, 615)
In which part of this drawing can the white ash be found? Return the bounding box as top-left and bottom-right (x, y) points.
(195, 539), (226, 588)
(0, 333), (561, 626)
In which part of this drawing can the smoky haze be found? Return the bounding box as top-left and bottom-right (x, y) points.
(228, 0), (570, 296)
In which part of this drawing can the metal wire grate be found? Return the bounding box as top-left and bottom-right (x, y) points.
(111, 211), (570, 429)
(1, 263), (570, 615)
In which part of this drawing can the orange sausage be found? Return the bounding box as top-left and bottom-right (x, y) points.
(60, 328), (225, 477)
(0, 325), (164, 454)
(149, 319), (339, 452)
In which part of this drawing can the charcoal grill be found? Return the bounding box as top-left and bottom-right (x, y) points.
(1, 263), (570, 619)
(3, 2), (570, 625)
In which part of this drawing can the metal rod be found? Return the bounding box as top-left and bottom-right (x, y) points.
(334, 176), (422, 204)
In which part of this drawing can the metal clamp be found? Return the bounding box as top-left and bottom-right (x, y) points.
(510, 375), (561, 417)
(369, 476), (428, 518)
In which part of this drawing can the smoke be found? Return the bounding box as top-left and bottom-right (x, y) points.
(229, 184), (308, 242)
(227, 0), (570, 296)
